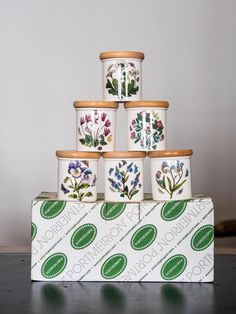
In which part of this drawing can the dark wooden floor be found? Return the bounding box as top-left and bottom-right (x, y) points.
(0, 254), (236, 314)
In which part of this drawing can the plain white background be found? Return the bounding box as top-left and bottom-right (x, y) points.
(0, 0), (235, 246)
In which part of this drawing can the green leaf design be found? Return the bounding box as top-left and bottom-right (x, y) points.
(131, 190), (139, 197)
(162, 176), (166, 189)
(79, 138), (86, 145)
(94, 139), (99, 147)
(85, 134), (93, 145)
(106, 79), (118, 96)
(100, 139), (108, 146)
(167, 177), (172, 192)
(128, 79), (139, 96)
(64, 177), (69, 183)
(172, 180), (187, 192)
(78, 183), (90, 190)
(113, 79), (118, 91)
(84, 192), (93, 197)
(68, 194), (77, 199)
(125, 175), (129, 183)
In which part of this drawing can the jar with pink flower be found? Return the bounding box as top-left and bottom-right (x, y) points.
(100, 51), (144, 101)
(148, 150), (193, 201)
(74, 101), (118, 152)
(56, 150), (101, 202)
(125, 101), (169, 151)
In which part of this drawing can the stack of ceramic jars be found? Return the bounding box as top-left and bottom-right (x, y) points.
(56, 51), (193, 203)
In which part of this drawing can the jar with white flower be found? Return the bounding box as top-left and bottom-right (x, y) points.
(148, 150), (193, 201)
(74, 101), (118, 152)
(125, 101), (169, 151)
(103, 151), (146, 202)
(100, 51), (144, 101)
(56, 150), (101, 202)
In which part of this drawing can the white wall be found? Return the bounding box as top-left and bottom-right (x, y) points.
(0, 0), (235, 246)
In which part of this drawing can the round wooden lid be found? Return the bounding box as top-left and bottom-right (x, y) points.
(99, 51), (145, 60)
(73, 101), (118, 109)
(56, 150), (101, 159)
(102, 151), (146, 159)
(148, 150), (193, 158)
(125, 101), (169, 109)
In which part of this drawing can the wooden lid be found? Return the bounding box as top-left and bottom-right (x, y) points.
(73, 101), (118, 109)
(102, 151), (146, 159)
(125, 101), (169, 109)
(56, 150), (101, 159)
(148, 150), (193, 158)
(99, 51), (145, 60)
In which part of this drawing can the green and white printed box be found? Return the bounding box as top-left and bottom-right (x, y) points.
(31, 192), (214, 282)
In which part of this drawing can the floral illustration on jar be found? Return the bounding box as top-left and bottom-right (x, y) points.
(129, 111), (164, 150)
(108, 160), (142, 200)
(78, 110), (112, 150)
(155, 160), (189, 199)
(105, 61), (139, 99)
(61, 160), (96, 200)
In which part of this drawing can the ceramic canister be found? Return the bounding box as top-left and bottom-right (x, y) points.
(103, 151), (146, 202)
(74, 101), (119, 152)
(99, 51), (144, 102)
(148, 150), (193, 201)
(125, 101), (169, 151)
(56, 150), (101, 202)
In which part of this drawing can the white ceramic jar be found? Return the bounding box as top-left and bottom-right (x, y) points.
(103, 151), (146, 202)
(148, 150), (193, 201)
(56, 150), (101, 202)
(125, 101), (169, 151)
(100, 51), (144, 102)
(74, 101), (119, 152)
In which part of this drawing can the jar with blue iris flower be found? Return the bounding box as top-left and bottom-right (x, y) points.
(102, 151), (146, 202)
(56, 150), (101, 202)
(148, 150), (193, 201)
(74, 101), (119, 152)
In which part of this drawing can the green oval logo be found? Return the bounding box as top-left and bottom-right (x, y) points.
(131, 224), (157, 250)
(71, 223), (97, 250)
(101, 253), (127, 279)
(161, 254), (187, 280)
(41, 252), (67, 279)
(31, 223), (37, 241)
(40, 201), (66, 219)
(191, 224), (214, 251)
(161, 201), (187, 221)
(101, 203), (126, 221)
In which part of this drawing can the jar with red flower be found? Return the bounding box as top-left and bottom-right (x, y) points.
(74, 101), (119, 152)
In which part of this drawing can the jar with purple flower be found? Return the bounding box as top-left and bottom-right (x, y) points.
(56, 150), (101, 202)
(125, 101), (169, 152)
(100, 51), (144, 101)
(148, 150), (193, 201)
(102, 151), (146, 202)
(74, 101), (119, 152)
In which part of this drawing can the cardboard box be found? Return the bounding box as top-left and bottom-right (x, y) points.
(31, 192), (214, 282)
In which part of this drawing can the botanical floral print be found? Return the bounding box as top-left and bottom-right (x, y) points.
(78, 110), (112, 150)
(105, 61), (139, 99)
(129, 111), (164, 150)
(108, 160), (142, 200)
(156, 160), (189, 199)
(155, 160), (189, 199)
(61, 160), (96, 200)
